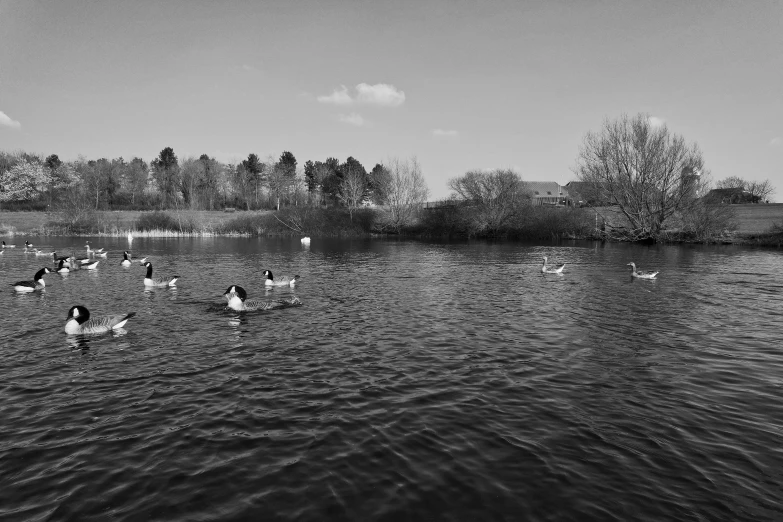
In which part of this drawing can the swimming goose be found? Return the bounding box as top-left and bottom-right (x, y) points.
(80, 259), (100, 270)
(52, 251), (70, 265)
(93, 250), (108, 258)
(56, 259), (70, 274)
(65, 305), (136, 335)
(223, 285), (302, 312)
(85, 242), (104, 254)
(542, 256), (566, 274)
(2, 240), (16, 248)
(143, 261), (178, 287)
(121, 251), (132, 267)
(262, 270), (299, 287)
(627, 262), (659, 279)
(12, 267), (52, 292)
(25, 241), (34, 248)
(34, 248), (54, 257)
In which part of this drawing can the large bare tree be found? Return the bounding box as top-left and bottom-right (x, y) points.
(448, 168), (530, 236)
(378, 156), (429, 233)
(575, 113), (706, 241)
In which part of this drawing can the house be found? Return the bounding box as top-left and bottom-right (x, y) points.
(703, 188), (761, 204)
(526, 182), (571, 206)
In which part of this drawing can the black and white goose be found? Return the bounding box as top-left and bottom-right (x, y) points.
(12, 267), (52, 292)
(121, 251), (132, 267)
(25, 241), (34, 249)
(223, 285), (302, 312)
(56, 259), (70, 274)
(65, 305), (136, 335)
(2, 240), (16, 248)
(627, 262), (659, 279)
(262, 270), (300, 287)
(542, 256), (566, 274)
(143, 261), (179, 287)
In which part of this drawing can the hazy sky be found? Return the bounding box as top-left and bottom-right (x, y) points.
(1, 0), (781, 199)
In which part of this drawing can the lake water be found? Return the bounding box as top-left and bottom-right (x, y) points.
(1, 237), (782, 521)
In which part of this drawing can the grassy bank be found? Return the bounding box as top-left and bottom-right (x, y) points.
(0, 207), (374, 237)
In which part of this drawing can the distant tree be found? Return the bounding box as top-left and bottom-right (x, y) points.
(125, 157), (149, 206)
(304, 160), (316, 193)
(339, 167), (369, 219)
(319, 157), (342, 204)
(197, 154), (220, 210)
(0, 159), (49, 205)
(369, 163), (391, 205)
(715, 176), (746, 190)
(378, 156), (430, 233)
(747, 179), (775, 202)
(152, 147), (180, 206)
(575, 113), (706, 242)
(242, 153), (265, 207)
(448, 168), (529, 236)
(44, 154), (62, 206)
(269, 151), (298, 210)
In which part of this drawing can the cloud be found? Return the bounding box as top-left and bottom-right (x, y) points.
(318, 85), (353, 105)
(338, 113), (365, 126)
(648, 116), (665, 128)
(317, 83), (405, 107)
(355, 83), (405, 106)
(771, 136), (782, 147)
(242, 64), (259, 73)
(0, 110), (21, 129)
(432, 129), (458, 137)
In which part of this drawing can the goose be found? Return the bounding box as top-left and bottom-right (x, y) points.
(262, 270), (299, 287)
(12, 267), (51, 292)
(143, 261), (178, 287)
(52, 251), (70, 265)
(93, 250), (108, 258)
(25, 241), (34, 248)
(34, 248), (54, 257)
(542, 256), (566, 274)
(223, 285), (302, 312)
(65, 305), (136, 335)
(85, 242), (104, 254)
(301, 237), (311, 245)
(627, 262), (659, 279)
(137, 257), (148, 265)
(121, 251), (132, 267)
(55, 259), (70, 274)
(80, 260), (100, 270)
(2, 240), (16, 248)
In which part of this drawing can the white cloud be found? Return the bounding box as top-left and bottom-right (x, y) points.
(770, 136), (782, 147)
(318, 85), (352, 105)
(648, 116), (665, 128)
(317, 83), (405, 107)
(0, 110), (21, 129)
(355, 83), (405, 106)
(432, 129), (458, 137)
(338, 113), (365, 126)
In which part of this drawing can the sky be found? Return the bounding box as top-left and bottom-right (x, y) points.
(0, 0), (781, 200)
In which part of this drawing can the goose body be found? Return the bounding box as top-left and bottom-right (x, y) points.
(56, 259), (70, 274)
(85, 242), (104, 254)
(542, 256), (566, 274)
(263, 270), (299, 287)
(81, 260), (100, 270)
(12, 267), (51, 292)
(65, 305), (136, 335)
(2, 240), (15, 248)
(34, 249), (53, 257)
(627, 262), (659, 279)
(223, 285), (302, 312)
(121, 251), (132, 267)
(143, 262), (178, 287)
(25, 241), (33, 248)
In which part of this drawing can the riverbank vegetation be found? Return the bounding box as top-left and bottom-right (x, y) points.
(1, 112), (776, 243)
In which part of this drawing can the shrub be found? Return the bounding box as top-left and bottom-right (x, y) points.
(217, 207), (376, 236)
(135, 211), (197, 233)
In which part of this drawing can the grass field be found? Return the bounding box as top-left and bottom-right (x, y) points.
(0, 210), (272, 236)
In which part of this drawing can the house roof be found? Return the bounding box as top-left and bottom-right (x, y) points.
(526, 181), (566, 197)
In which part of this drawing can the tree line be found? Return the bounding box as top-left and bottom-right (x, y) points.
(0, 148), (430, 230)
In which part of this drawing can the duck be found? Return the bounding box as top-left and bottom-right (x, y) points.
(223, 285), (302, 312)
(627, 262), (659, 279)
(55, 259), (70, 274)
(143, 261), (179, 287)
(12, 267), (52, 292)
(262, 269), (299, 286)
(80, 260), (100, 270)
(542, 256), (566, 274)
(121, 251), (132, 267)
(2, 240), (16, 248)
(65, 305), (136, 335)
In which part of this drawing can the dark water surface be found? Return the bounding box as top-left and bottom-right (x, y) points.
(1, 237), (782, 521)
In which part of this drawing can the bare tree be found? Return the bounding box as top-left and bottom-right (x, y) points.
(746, 179), (775, 202)
(338, 165), (368, 220)
(715, 176), (746, 189)
(448, 168), (530, 236)
(575, 113), (706, 242)
(378, 156), (429, 233)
